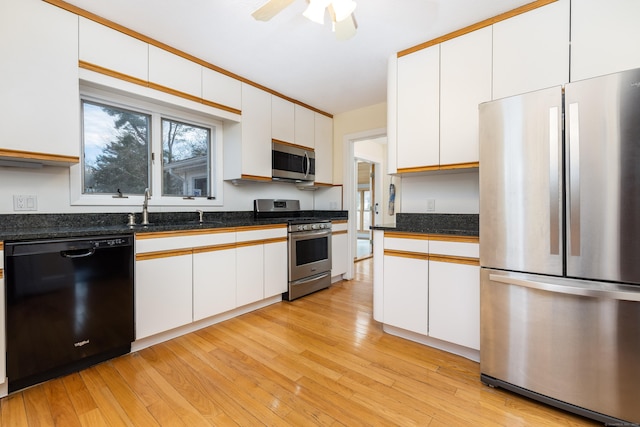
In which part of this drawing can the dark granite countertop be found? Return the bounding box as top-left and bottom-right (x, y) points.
(372, 213), (478, 237)
(0, 210), (348, 242)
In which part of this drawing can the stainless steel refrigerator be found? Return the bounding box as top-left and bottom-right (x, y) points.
(479, 68), (640, 425)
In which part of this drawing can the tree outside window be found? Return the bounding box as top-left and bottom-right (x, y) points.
(82, 101), (150, 194)
(161, 119), (211, 198)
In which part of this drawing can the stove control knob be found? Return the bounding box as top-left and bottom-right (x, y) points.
(297, 225), (304, 231)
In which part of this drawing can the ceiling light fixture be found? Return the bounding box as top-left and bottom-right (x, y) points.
(252, 0), (358, 40)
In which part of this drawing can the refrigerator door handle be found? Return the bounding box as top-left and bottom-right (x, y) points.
(489, 274), (640, 302)
(549, 106), (561, 255)
(567, 102), (581, 256)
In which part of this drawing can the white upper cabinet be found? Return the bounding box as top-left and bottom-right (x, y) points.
(272, 96), (295, 143)
(148, 45), (201, 98)
(314, 113), (333, 185)
(0, 0), (79, 160)
(294, 105), (315, 149)
(439, 27), (492, 166)
(79, 17), (148, 81)
(396, 44), (440, 170)
(224, 83), (272, 180)
(571, 0), (640, 82)
(492, 0), (569, 99)
(202, 68), (242, 111)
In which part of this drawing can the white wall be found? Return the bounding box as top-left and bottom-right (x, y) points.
(0, 165), (314, 213)
(400, 170), (479, 214)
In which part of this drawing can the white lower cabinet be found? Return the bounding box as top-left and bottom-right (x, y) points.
(264, 240), (287, 298)
(236, 244), (265, 307)
(379, 232), (480, 357)
(193, 247), (237, 321)
(383, 253), (429, 335)
(331, 221), (349, 278)
(136, 253), (193, 340)
(428, 260), (480, 350)
(135, 225), (287, 341)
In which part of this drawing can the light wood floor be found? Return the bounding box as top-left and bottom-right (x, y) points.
(1, 259), (600, 426)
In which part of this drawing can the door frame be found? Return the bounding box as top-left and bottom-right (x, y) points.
(342, 127), (387, 279)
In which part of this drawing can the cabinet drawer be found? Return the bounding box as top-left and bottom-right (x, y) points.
(236, 226), (286, 243)
(384, 236), (428, 254)
(136, 230), (235, 253)
(429, 240), (479, 258)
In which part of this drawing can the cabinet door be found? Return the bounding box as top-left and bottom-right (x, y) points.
(79, 17), (148, 81)
(224, 84), (271, 180)
(272, 96), (295, 143)
(136, 254), (193, 339)
(571, 0), (640, 82)
(428, 261), (480, 350)
(396, 44), (440, 170)
(314, 113), (333, 185)
(492, 0), (569, 99)
(236, 244), (264, 306)
(440, 27), (492, 166)
(264, 241), (287, 298)
(0, 0), (79, 158)
(383, 254), (428, 335)
(294, 105), (315, 148)
(149, 45), (201, 98)
(331, 231), (349, 278)
(193, 248), (236, 321)
(202, 68), (241, 111)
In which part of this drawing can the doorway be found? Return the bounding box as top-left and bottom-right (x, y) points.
(356, 160), (374, 259)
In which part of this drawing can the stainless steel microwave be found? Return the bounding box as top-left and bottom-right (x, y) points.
(272, 141), (315, 182)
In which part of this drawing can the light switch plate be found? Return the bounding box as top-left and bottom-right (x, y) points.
(427, 199), (435, 212)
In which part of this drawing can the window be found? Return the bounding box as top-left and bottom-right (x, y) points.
(161, 119), (210, 198)
(74, 85), (223, 206)
(82, 101), (150, 194)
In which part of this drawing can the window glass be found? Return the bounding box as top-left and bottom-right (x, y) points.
(82, 100), (150, 194)
(161, 119), (211, 197)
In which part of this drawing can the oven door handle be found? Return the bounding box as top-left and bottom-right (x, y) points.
(289, 229), (331, 239)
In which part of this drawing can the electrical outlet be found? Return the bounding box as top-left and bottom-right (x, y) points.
(13, 195), (37, 211)
(427, 199), (435, 212)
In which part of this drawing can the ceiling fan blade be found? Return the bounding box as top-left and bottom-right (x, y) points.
(251, 0), (297, 21)
(334, 13), (357, 41)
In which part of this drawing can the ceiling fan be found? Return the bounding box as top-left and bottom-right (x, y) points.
(252, 0), (358, 41)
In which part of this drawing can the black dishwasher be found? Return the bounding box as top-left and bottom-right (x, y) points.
(4, 235), (134, 392)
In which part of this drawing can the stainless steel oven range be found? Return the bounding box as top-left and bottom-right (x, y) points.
(254, 199), (332, 301)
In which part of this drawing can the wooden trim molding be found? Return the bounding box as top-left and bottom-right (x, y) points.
(332, 219), (348, 224)
(428, 234), (479, 244)
(235, 224), (287, 232)
(429, 254), (480, 266)
(272, 139), (315, 152)
(192, 243), (238, 254)
(398, 0), (557, 57)
(384, 232), (430, 240)
(397, 162), (479, 175)
(136, 248), (193, 261)
(240, 174), (272, 182)
(0, 269), (3, 279)
(384, 249), (429, 260)
(0, 148), (79, 166)
(0, 242), (4, 251)
(332, 230), (348, 236)
(44, 0), (333, 118)
(79, 61), (242, 116)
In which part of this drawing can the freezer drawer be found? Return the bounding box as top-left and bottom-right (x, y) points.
(481, 268), (640, 425)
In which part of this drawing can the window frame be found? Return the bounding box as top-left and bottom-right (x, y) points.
(71, 84), (224, 207)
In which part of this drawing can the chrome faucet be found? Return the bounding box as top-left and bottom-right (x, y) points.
(196, 209), (204, 223)
(142, 188), (151, 225)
